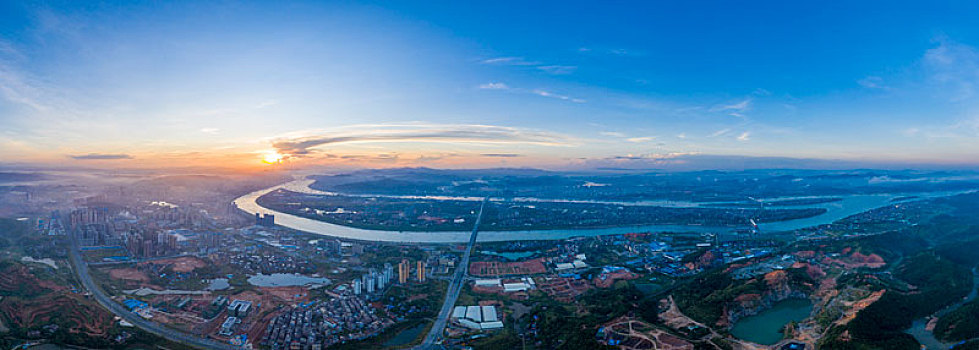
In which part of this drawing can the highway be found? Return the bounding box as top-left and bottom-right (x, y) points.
(412, 198), (488, 350)
(68, 233), (236, 350)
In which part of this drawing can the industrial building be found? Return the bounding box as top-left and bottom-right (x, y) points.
(450, 305), (503, 330)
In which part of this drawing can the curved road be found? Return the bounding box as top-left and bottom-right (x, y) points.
(68, 234), (236, 350)
(412, 198), (487, 350)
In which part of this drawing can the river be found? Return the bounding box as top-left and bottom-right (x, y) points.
(907, 268), (979, 349)
(233, 179), (967, 243)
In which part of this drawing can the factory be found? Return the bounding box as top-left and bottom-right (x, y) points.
(450, 305), (503, 330)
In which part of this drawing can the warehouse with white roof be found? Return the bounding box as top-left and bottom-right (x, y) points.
(451, 305), (503, 330)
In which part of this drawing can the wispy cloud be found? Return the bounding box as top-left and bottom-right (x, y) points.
(533, 89), (586, 103)
(200, 128), (220, 134)
(600, 131), (626, 137)
(481, 153), (522, 157)
(481, 57), (540, 66)
(70, 153), (133, 160)
(923, 37), (979, 101)
(626, 136), (656, 143)
(272, 124), (573, 157)
(481, 56), (576, 75)
(254, 99), (279, 109)
(478, 82), (509, 90)
(577, 47), (644, 57)
(709, 128), (731, 137)
(0, 61), (51, 112)
(604, 152), (698, 161)
(478, 83), (586, 103)
(857, 76), (889, 90)
(537, 65), (577, 75)
(737, 131), (751, 142)
(711, 98), (752, 114)
(706, 98), (754, 120)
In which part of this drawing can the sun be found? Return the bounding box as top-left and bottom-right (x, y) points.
(262, 151), (283, 164)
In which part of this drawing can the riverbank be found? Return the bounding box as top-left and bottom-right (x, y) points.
(233, 179), (969, 243)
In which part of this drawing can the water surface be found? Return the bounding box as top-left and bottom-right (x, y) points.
(206, 278), (230, 290)
(247, 273), (330, 287)
(383, 323), (426, 347)
(481, 250), (538, 260)
(233, 179), (967, 243)
(730, 298), (813, 345)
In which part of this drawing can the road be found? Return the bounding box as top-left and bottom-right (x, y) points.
(412, 198), (488, 350)
(68, 233), (236, 350)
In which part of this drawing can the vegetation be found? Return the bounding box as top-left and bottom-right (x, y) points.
(936, 300), (979, 342)
(672, 264), (816, 326)
(0, 218), (192, 349)
(820, 252), (972, 350)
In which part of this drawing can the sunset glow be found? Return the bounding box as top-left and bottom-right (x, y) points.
(0, 1), (977, 171)
(263, 151), (283, 165)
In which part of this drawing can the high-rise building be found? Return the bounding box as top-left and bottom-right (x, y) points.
(398, 259), (410, 284)
(417, 261), (426, 282)
(255, 213), (275, 227)
(383, 263), (393, 287)
(368, 269), (379, 292)
(374, 269), (385, 290)
(352, 278), (362, 295)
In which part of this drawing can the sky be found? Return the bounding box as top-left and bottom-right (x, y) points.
(1, 1), (979, 171)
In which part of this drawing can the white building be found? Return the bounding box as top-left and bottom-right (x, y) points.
(451, 305), (502, 331)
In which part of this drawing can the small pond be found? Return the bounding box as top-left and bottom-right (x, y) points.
(481, 250), (538, 260)
(383, 323), (427, 347)
(730, 298), (812, 345)
(247, 273), (330, 287)
(206, 278), (230, 290)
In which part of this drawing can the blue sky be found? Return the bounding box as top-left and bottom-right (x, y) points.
(1, 1), (978, 170)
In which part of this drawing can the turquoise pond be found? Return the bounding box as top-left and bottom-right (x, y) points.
(729, 298), (813, 345)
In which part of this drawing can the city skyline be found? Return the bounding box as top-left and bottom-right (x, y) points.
(2, 1), (979, 171)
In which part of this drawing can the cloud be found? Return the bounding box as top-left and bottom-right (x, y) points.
(70, 153), (133, 160)
(0, 62), (51, 112)
(737, 131), (751, 142)
(481, 57), (540, 66)
(532, 89), (586, 103)
(676, 133), (687, 139)
(709, 128), (731, 137)
(577, 47), (643, 57)
(482, 56), (576, 75)
(600, 131), (626, 137)
(200, 128), (220, 134)
(709, 99), (753, 119)
(857, 76), (888, 90)
(924, 38), (979, 101)
(272, 124), (573, 157)
(537, 65), (577, 75)
(254, 99), (279, 108)
(711, 99), (752, 114)
(603, 152), (698, 161)
(477, 83), (586, 103)
(478, 82), (509, 90)
(580, 154), (943, 171)
(481, 153), (522, 158)
(626, 136), (656, 143)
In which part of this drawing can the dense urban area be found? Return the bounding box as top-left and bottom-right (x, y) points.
(1, 168), (979, 350)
